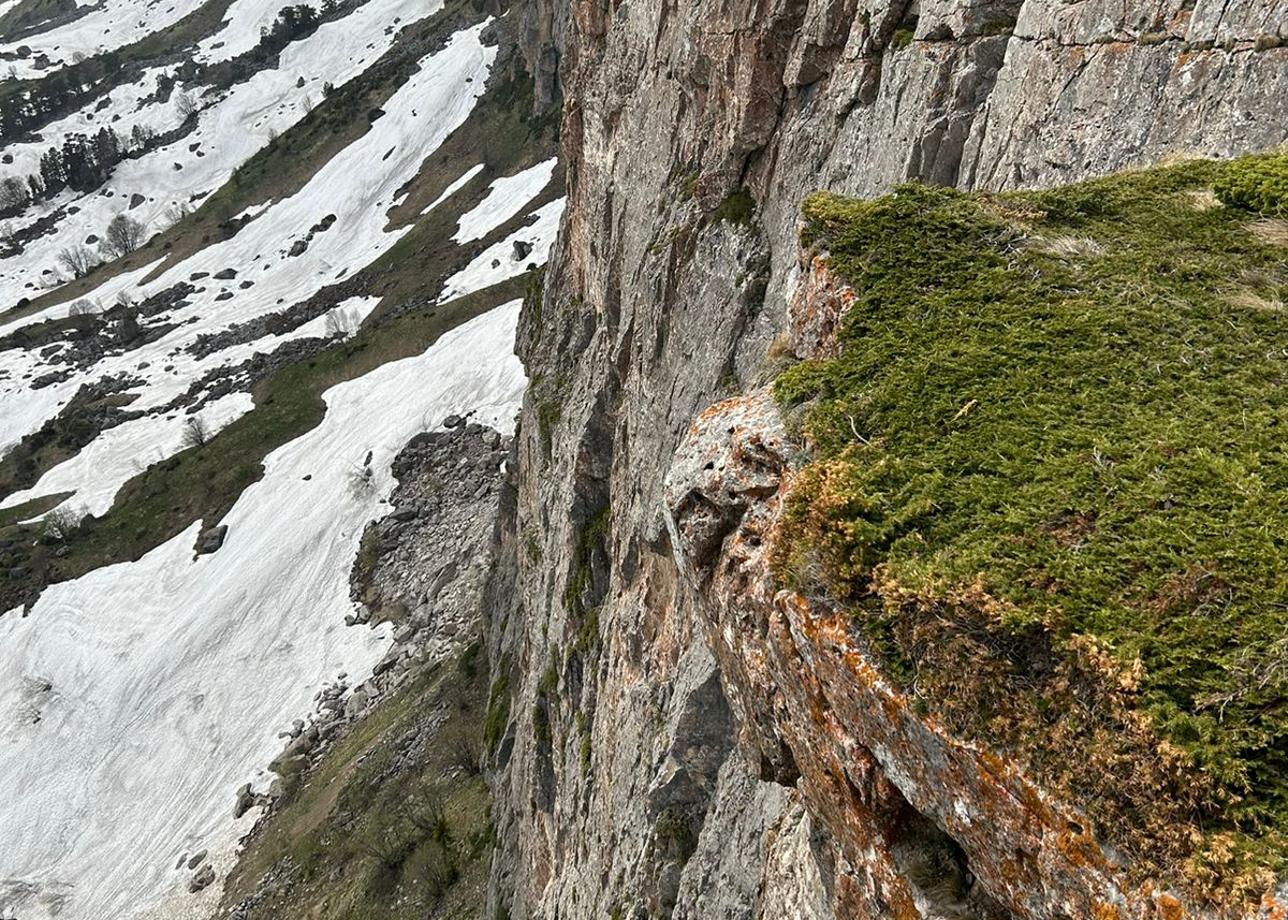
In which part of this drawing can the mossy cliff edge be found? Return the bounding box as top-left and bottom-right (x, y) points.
(665, 156), (1288, 918)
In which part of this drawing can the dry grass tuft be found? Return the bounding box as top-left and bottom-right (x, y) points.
(1228, 289), (1285, 312)
(1248, 218), (1288, 247)
(1031, 234), (1104, 259)
(1185, 189), (1221, 211)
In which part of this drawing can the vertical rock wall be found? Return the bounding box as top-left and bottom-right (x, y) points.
(483, 1), (1288, 917)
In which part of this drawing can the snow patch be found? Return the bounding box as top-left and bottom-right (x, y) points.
(451, 157), (557, 242)
(439, 196), (565, 302)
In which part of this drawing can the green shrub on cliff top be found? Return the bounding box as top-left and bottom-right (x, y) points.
(1215, 152), (1288, 216)
(774, 158), (1288, 904)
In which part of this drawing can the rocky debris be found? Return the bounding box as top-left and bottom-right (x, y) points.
(285, 213), (337, 259)
(195, 525), (228, 555)
(188, 864), (215, 893)
(512, 239), (533, 260)
(233, 782), (270, 819)
(244, 422), (511, 820)
(186, 295), (338, 359)
(187, 850), (207, 870)
(212, 268), (237, 281)
(168, 336), (334, 413)
(135, 283), (195, 318)
(30, 368), (74, 389)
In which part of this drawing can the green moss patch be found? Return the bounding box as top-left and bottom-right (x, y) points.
(1216, 152), (1288, 217)
(774, 158), (1288, 905)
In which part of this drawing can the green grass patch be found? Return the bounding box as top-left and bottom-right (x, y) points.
(774, 157), (1288, 906)
(0, 492), (69, 529)
(710, 188), (755, 228)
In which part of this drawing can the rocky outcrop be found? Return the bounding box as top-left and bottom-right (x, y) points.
(486, 1), (1288, 918)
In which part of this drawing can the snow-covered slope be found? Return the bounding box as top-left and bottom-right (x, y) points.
(0, 0), (207, 78)
(1, 21), (498, 458)
(0, 0), (562, 916)
(0, 301), (526, 920)
(0, 0), (445, 308)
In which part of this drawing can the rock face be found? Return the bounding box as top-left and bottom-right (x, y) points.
(485, 2), (1288, 919)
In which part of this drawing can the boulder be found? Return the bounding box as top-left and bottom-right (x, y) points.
(196, 525), (227, 555)
(188, 864), (215, 893)
(233, 783), (255, 819)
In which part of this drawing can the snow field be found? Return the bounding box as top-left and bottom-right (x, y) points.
(0, 300), (527, 920)
(0, 0), (446, 308)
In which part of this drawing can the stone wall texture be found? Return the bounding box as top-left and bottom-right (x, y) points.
(482, 2), (1288, 918)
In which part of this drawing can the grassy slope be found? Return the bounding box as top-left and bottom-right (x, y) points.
(220, 643), (494, 919)
(774, 156), (1288, 906)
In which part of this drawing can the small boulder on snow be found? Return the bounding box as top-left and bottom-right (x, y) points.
(512, 239), (533, 261)
(196, 525), (228, 555)
(188, 864), (215, 893)
(233, 783), (255, 819)
(288, 239), (308, 257)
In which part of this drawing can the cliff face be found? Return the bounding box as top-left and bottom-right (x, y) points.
(484, 1), (1288, 918)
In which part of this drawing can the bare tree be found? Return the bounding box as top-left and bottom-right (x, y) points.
(102, 213), (147, 258)
(57, 245), (98, 278)
(324, 307), (356, 338)
(182, 415), (210, 449)
(67, 298), (99, 316)
(163, 199), (191, 225)
(174, 91), (198, 121)
(42, 505), (84, 541)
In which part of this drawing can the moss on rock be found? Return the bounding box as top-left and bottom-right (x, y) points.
(774, 158), (1288, 906)
(1215, 152), (1288, 217)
